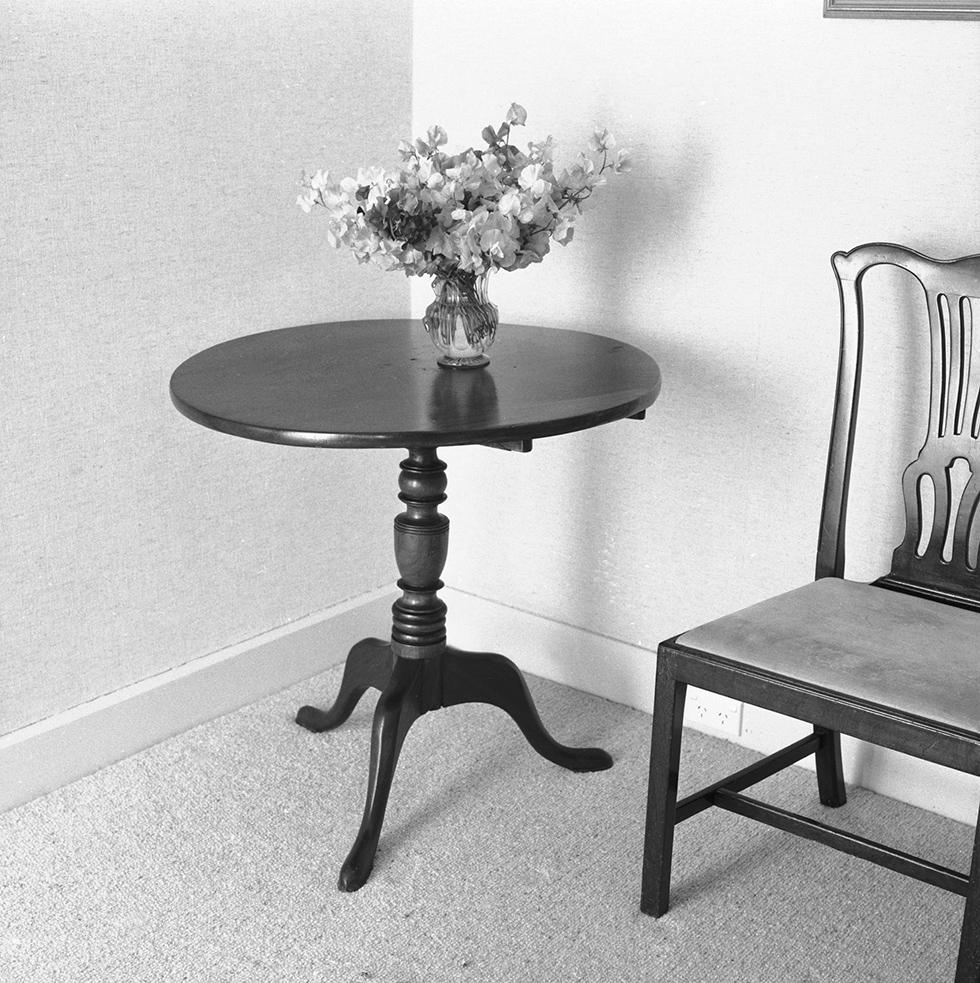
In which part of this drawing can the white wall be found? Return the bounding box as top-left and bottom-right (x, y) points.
(0, 0), (412, 736)
(5, 0), (980, 824)
(412, 1), (980, 817)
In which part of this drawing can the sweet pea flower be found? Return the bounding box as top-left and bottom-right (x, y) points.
(520, 229), (551, 264)
(480, 226), (518, 269)
(427, 125), (448, 148)
(506, 102), (528, 126)
(497, 189), (522, 217)
(481, 155), (503, 180)
(589, 127), (617, 153)
(425, 226), (458, 262)
(552, 216), (576, 245)
(356, 166), (386, 186)
(518, 163), (552, 199)
(300, 104), (628, 277)
(305, 169), (330, 192)
(527, 137), (556, 163)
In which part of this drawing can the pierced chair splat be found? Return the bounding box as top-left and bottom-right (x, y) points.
(640, 242), (980, 982)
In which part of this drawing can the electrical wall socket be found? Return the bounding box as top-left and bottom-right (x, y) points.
(684, 687), (743, 738)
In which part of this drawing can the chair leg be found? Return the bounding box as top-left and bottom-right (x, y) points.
(814, 726), (847, 807)
(641, 649), (687, 917)
(954, 804), (980, 982)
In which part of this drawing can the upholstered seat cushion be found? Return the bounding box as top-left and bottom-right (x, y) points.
(676, 577), (980, 736)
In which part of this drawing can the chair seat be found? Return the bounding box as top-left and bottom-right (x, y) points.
(676, 577), (980, 737)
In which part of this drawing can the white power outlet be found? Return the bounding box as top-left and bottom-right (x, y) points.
(684, 687), (743, 738)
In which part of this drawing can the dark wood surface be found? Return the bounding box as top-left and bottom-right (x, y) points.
(289, 446), (614, 891)
(819, 243), (980, 612)
(641, 243), (980, 983)
(170, 325), (656, 892)
(169, 319), (661, 448)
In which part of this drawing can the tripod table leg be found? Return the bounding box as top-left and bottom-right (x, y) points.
(338, 657), (426, 892)
(295, 637), (394, 734)
(441, 646), (612, 773)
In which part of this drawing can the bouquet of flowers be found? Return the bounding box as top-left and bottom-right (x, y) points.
(297, 103), (630, 279)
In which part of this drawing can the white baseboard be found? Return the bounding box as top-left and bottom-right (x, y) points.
(442, 589), (661, 713)
(5, 585), (977, 828)
(442, 588), (980, 827)
(0, 588), (396, 814)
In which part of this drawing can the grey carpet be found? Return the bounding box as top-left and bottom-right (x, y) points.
(0, 664), (972, 982)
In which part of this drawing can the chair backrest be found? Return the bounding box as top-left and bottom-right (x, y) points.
(817, 242), (980, 610)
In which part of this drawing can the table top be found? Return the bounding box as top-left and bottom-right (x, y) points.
(169, 319), (661, 449)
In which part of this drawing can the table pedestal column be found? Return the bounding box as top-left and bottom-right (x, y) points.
(295, 447), (612, 892)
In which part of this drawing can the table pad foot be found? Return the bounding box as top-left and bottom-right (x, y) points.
(295, 638), (394, 733)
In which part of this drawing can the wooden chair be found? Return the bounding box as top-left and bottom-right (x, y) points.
(641, 243), (980, 981)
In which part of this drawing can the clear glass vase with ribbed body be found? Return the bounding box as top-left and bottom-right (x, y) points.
(422, 269), (498, 369)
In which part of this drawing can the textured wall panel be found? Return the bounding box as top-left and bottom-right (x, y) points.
(1, 1), (412, 733)
(412, 1), (980, 658)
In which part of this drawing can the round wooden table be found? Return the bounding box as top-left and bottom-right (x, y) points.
(170, 318), (661, 891)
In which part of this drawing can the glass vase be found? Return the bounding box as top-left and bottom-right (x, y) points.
(422, 269), (498, 369)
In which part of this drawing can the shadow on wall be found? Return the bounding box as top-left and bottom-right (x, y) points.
(561, 125), (784, 642)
